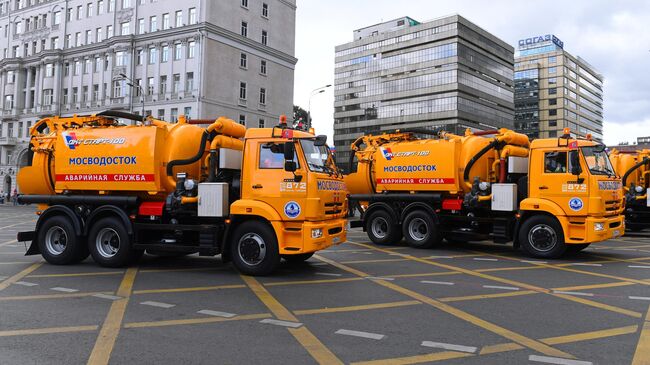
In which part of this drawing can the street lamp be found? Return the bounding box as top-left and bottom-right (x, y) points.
(307, 84), (332, 129)
(119, 73), (145, 121)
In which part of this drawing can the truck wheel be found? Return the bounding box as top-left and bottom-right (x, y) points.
(88, 217), (141, 267)
(519, 216), (566, 258)
(402, 210), (442, 248)
(230, 221), (280, 276)
(365, 210), (402, 245)
(565, 243), (590, 255)
(282, 253), (314, 263)
(37, 215), (86, 265)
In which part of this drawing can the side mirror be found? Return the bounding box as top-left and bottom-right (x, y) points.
(569, 150), (582, 175)
(283, 142), (294, 160)
(284, 160), (297, 172)
(314, 135), (327, 147)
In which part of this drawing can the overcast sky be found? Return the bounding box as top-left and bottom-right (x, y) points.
(292, 0), (650, 146)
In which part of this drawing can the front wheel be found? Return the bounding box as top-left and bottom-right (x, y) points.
(230, 221), (280, 276)
(365, 209), (402, 245)
(519, 216), (566, 259)
(88, 217), (142, 267)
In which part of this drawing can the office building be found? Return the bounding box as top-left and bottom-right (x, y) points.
(515, 34), (603, 140)
(0, 0), (297, 193)
(333, 15), (515, 170)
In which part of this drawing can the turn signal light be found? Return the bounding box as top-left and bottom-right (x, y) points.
(563, 128), (570, 135)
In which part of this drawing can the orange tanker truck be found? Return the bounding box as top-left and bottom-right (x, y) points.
(609, 149), (650, 231)
(345, 127), (624, 258)
(16, 110), (347, 275)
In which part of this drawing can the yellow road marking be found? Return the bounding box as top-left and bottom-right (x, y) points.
(351, 350), (472, 365)
(28, 271), (124, 278)
(132, 284), (245, 294)
(340, 258), (409, 264)
(265, 277), (364, 286)
(124, 313), (272, 329)
(87, 267), (137, 365)
(0, 292), (112, 301)
(315, 254), (574, 359)
(0, 325), (98, 337)
(440, 290), (535, 303)
(632, 305), (650, 365)
(379, 271), (460, 279)
(241, 275), (343, 365)
(294, 300), (422, 315)
(0, 262), (43, 291)
(592, 254), (650, 265)
(349, 242), (642, 318)
(139, 267), (224, 273)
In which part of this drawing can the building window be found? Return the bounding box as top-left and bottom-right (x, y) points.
(258, 119), (265, 128)
(148, 47), (157, 63)
(549, 98), (557, 106)
(72, 87), (79, 103)
(241, 0), (248, 8)
(184, 107), (191, 119)
(548, 77), (556, 85)
(239, 82), (247, 100)
(45, 63), (54, 77)
(187, 41), (195, 58)
(122, 0), (130, 8)
(62, 88), (69, 104)
(75, 32), (82, 47)
(51, 36), (59, 49)
(259, 87), (266, 104)
(548, 67), (557, 74)
(260, 60), (267, 75)
(107, 25), (113, 38)
(159, 75), (167, 95)
(161, 45), (169, 62)
(87, 3), (94, 17)
(239, 114), (246, 125)
(120, 21), (130, 35)
(4, 95), (13, 109)
(175, 10), (182, 27)
(147, 77), (154, 95)
(171, 108), (178, 122)
(189, 7), (196, 24)
(74, 60), (81, 75)
(261, 30), (267, 45)
(53, 11), (61, 25)
(43, 89), (54, 106)
(84, 58), (92, 73)
(108, 0), (115, 12)
(86, 30), (92, 44)
(82, 86), (89, 102)
(549, 120), (557, 127)
(77, 5), (83, 19)
(162, 13), (169, 29)
(136, 49), (143, 65)
(549, 87), (557, 95)
(174, 43), (182, 60)
(549, 109), (557, 116)
(96, 27), (103, 42)
(115, 51), (126, 66)
(172, 74), (180, 93)
(262, 3), (268, 17)
(241, 21), (247, 37)
(150, 16), (157, 32)
(97, 0), (104, 14)
(93, 84), (99, 101)
(137, 18), (144, 34)
(240, 53), (247, 68)
(186, 72), (194, 92)
(157, 109), (165, 120)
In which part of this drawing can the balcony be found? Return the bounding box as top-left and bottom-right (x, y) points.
(0, 136), (18, 146)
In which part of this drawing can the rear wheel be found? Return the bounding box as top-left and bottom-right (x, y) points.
(230, 221), (280, 276)
(282, 252), (314, 263)
(37, 216), (87, 265)
(402, 210), (441, 249)
(365, 209), (402, 245)
(519, 215), (566, 258)
(88, 217), (142, 267)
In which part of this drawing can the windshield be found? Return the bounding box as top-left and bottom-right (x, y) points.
(582, 146), (615, 176)
(300, 140), (338, 175)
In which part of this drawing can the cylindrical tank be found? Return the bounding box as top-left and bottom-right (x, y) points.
(17, 116), (235, 200)
(345, 129), (529, 196)
(610, 149), (650, 190)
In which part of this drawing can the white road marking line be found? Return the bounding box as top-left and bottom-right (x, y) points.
(569, 263), (602, 267)
(197, 310), (237, 318)
(310, 262), (328, 266)
(13, 281), (38, 286)
(140, 301), (176, 309)
(628, 265), (650, 269)
(521, 260), (548, 264)
(552, 291), (594, 297)
(92, 293), (122, 300)
(482, 285), (520, 291)
(335, 329), (385, 340)
(259, 319), (303, 328)
(629, 296), (650, 301)
(420, 280), (455, 286)
(421, 341), (477, 353)
(473, 257), (498, 261)
(617, 248), (638, 251)
(50, 287), (79, 293)
(365, 276), (394, 281)
(361, 252), (373, 255)
(529, 355), (593, 365)
(315, 272), (342, 277)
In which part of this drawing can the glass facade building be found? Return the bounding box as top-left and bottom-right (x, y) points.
(333, 15), (514, 171)
(515, 35), (604, 141)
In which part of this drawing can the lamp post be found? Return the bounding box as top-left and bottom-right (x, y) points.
(119, 73), (145, 121)
(307, 84), (332, 129)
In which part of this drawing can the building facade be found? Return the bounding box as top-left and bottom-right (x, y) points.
(333, 15), (514, 171)
(514, 34), (603, 141)
(0, 0), (297, 193)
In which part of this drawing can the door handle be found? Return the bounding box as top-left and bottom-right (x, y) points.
(539, 185), (549, 190)
(252, 184), (263, 189)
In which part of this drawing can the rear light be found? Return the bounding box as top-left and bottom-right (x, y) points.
(442, 199), (463, 211)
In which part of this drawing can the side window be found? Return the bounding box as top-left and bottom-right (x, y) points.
(544, 152), (567, 173)
(259, 142), (298, 169)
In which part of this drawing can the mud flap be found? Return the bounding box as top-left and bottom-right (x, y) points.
(17, 231), (40, 255)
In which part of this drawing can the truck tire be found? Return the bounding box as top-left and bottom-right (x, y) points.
(230, 221), (280, 276)
(365, 210), (401, 245)
(282, 252), (314, 263)
(402, 210), (442, 249)
(565, 243), (590, 255)
(37, 215), (87, 265)
(88, 217), (142, 267)
(519, 216), (567, 259)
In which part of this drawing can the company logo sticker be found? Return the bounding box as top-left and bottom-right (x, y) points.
(380, 147), (393, 160)
(284, 201), (301, 219)
(569, 197), (584, 211)
(62, 132), (78, 150)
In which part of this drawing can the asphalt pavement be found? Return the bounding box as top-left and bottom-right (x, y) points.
(1, 204), (649, 364)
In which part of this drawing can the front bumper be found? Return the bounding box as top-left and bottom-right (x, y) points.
(275, 218), (348, 255)
(566, 214), (625, 244)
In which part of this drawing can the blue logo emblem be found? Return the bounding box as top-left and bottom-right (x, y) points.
(569, 198), (583, 211)
(284, 201), (301, 219)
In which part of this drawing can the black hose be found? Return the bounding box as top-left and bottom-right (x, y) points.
(47, 152), (55, 191)
(166, 131), (208, 176)
(463, 139), (501, 183)
(623, 157), (650, 187)
(97, 110), (145, 122)
(208, 150), (217, 182)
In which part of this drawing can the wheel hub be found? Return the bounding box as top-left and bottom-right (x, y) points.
(96, 228), (120, 258)
(238, 233), (266, 266)
(371, 217), (389, 239)
(45, 226), (68, 256)
(408, 218), (428, 241)
(528, 224), (557, 252)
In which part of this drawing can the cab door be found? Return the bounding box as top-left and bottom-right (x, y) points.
(245, 139), (308, 221)
(530, 149), (588, 216)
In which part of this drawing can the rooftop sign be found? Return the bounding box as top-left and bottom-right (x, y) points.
(518, 34), (564, 49)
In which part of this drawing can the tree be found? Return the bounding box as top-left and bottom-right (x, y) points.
(293, 105), (309, 130)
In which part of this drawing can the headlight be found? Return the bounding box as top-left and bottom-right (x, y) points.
(311, 228), (323, 239)
(594, 222), (605, 231)
(635, 185), (644, 193)
(184, 179), (196, 191)
(479, 182), (490, 191)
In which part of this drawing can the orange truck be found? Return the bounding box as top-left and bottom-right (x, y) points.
(16, 111), (347, 275)
(609, 149), (650, 231)
(345, 128), (624, 258)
